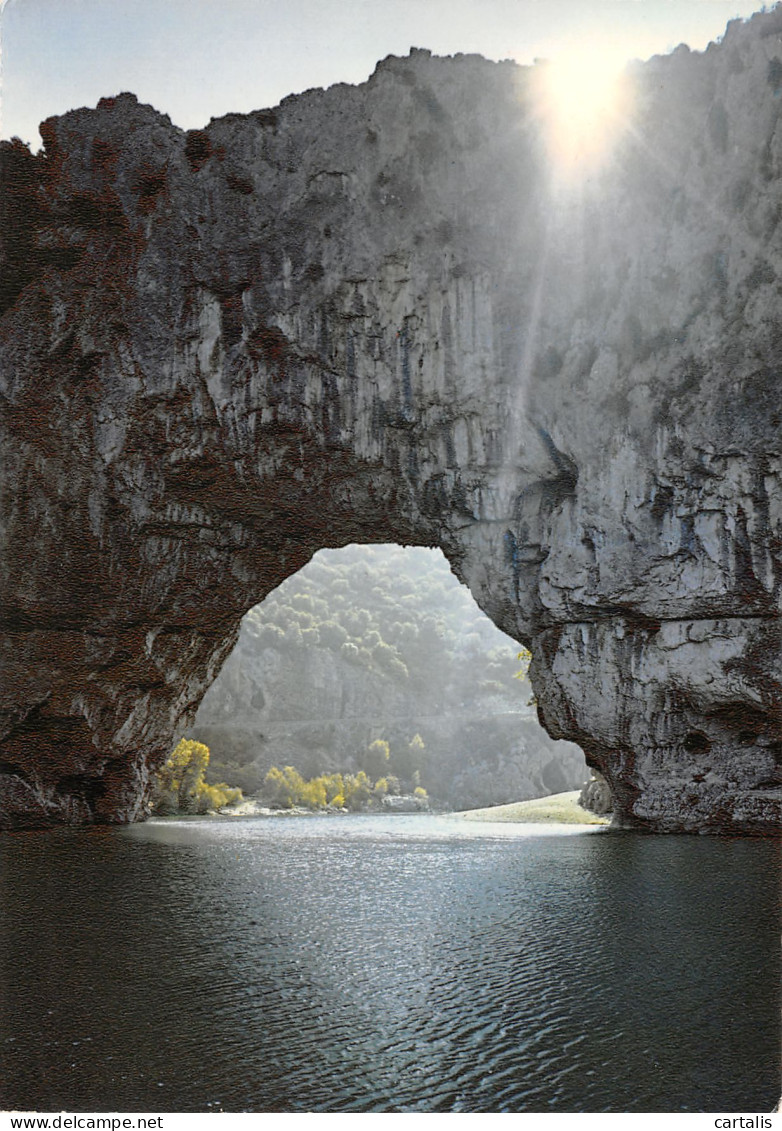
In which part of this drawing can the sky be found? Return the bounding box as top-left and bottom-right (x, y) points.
(0, 0), (770, 147)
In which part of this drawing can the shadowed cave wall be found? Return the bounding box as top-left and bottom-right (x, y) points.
(0, 10), (780, 831)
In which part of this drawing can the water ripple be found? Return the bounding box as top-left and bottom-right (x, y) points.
(0, 816), (778, 1112)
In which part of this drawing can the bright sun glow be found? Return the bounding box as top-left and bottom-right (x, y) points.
(533, 47), (632, 177)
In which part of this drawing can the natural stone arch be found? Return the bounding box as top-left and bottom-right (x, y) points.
(0, 13), (780, 832)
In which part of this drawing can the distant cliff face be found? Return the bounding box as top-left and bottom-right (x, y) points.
(0, 10), (780, 830)
(191, 631), (588, 810)
(188, 545), (588, 808)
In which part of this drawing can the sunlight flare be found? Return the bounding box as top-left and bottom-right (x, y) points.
(533, 46), (633, 176)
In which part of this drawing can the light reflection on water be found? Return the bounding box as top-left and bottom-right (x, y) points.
(0, 814), (779, 1112)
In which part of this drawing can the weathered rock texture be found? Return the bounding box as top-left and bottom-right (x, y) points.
(0, 11), (780, 831)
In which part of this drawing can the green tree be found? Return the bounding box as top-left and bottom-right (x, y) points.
(392, 733), (426, 782)
(409, 733), (426, 771)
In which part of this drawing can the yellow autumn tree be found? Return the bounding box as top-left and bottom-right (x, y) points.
(343, 770), (373, 811)
(321, 772), (345, 806)
(263, 765), (304, 808)
(152, 739), (243, 814)
(514, 647), (532, 681)
(514, 646), (536, 705)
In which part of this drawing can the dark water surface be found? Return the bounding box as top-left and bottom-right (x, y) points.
(0, 814), (779, 1113)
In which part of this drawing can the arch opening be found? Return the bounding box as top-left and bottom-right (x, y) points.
(183, 543), (590, 815)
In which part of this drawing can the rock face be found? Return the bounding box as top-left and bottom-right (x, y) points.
(579, 772), (614, 817)
(0, 11), (780, 831)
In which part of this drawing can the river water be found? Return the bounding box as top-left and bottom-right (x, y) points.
(0, 814), (779, 1113)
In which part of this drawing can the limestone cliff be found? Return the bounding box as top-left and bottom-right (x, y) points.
(0, 10), (780, 831)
